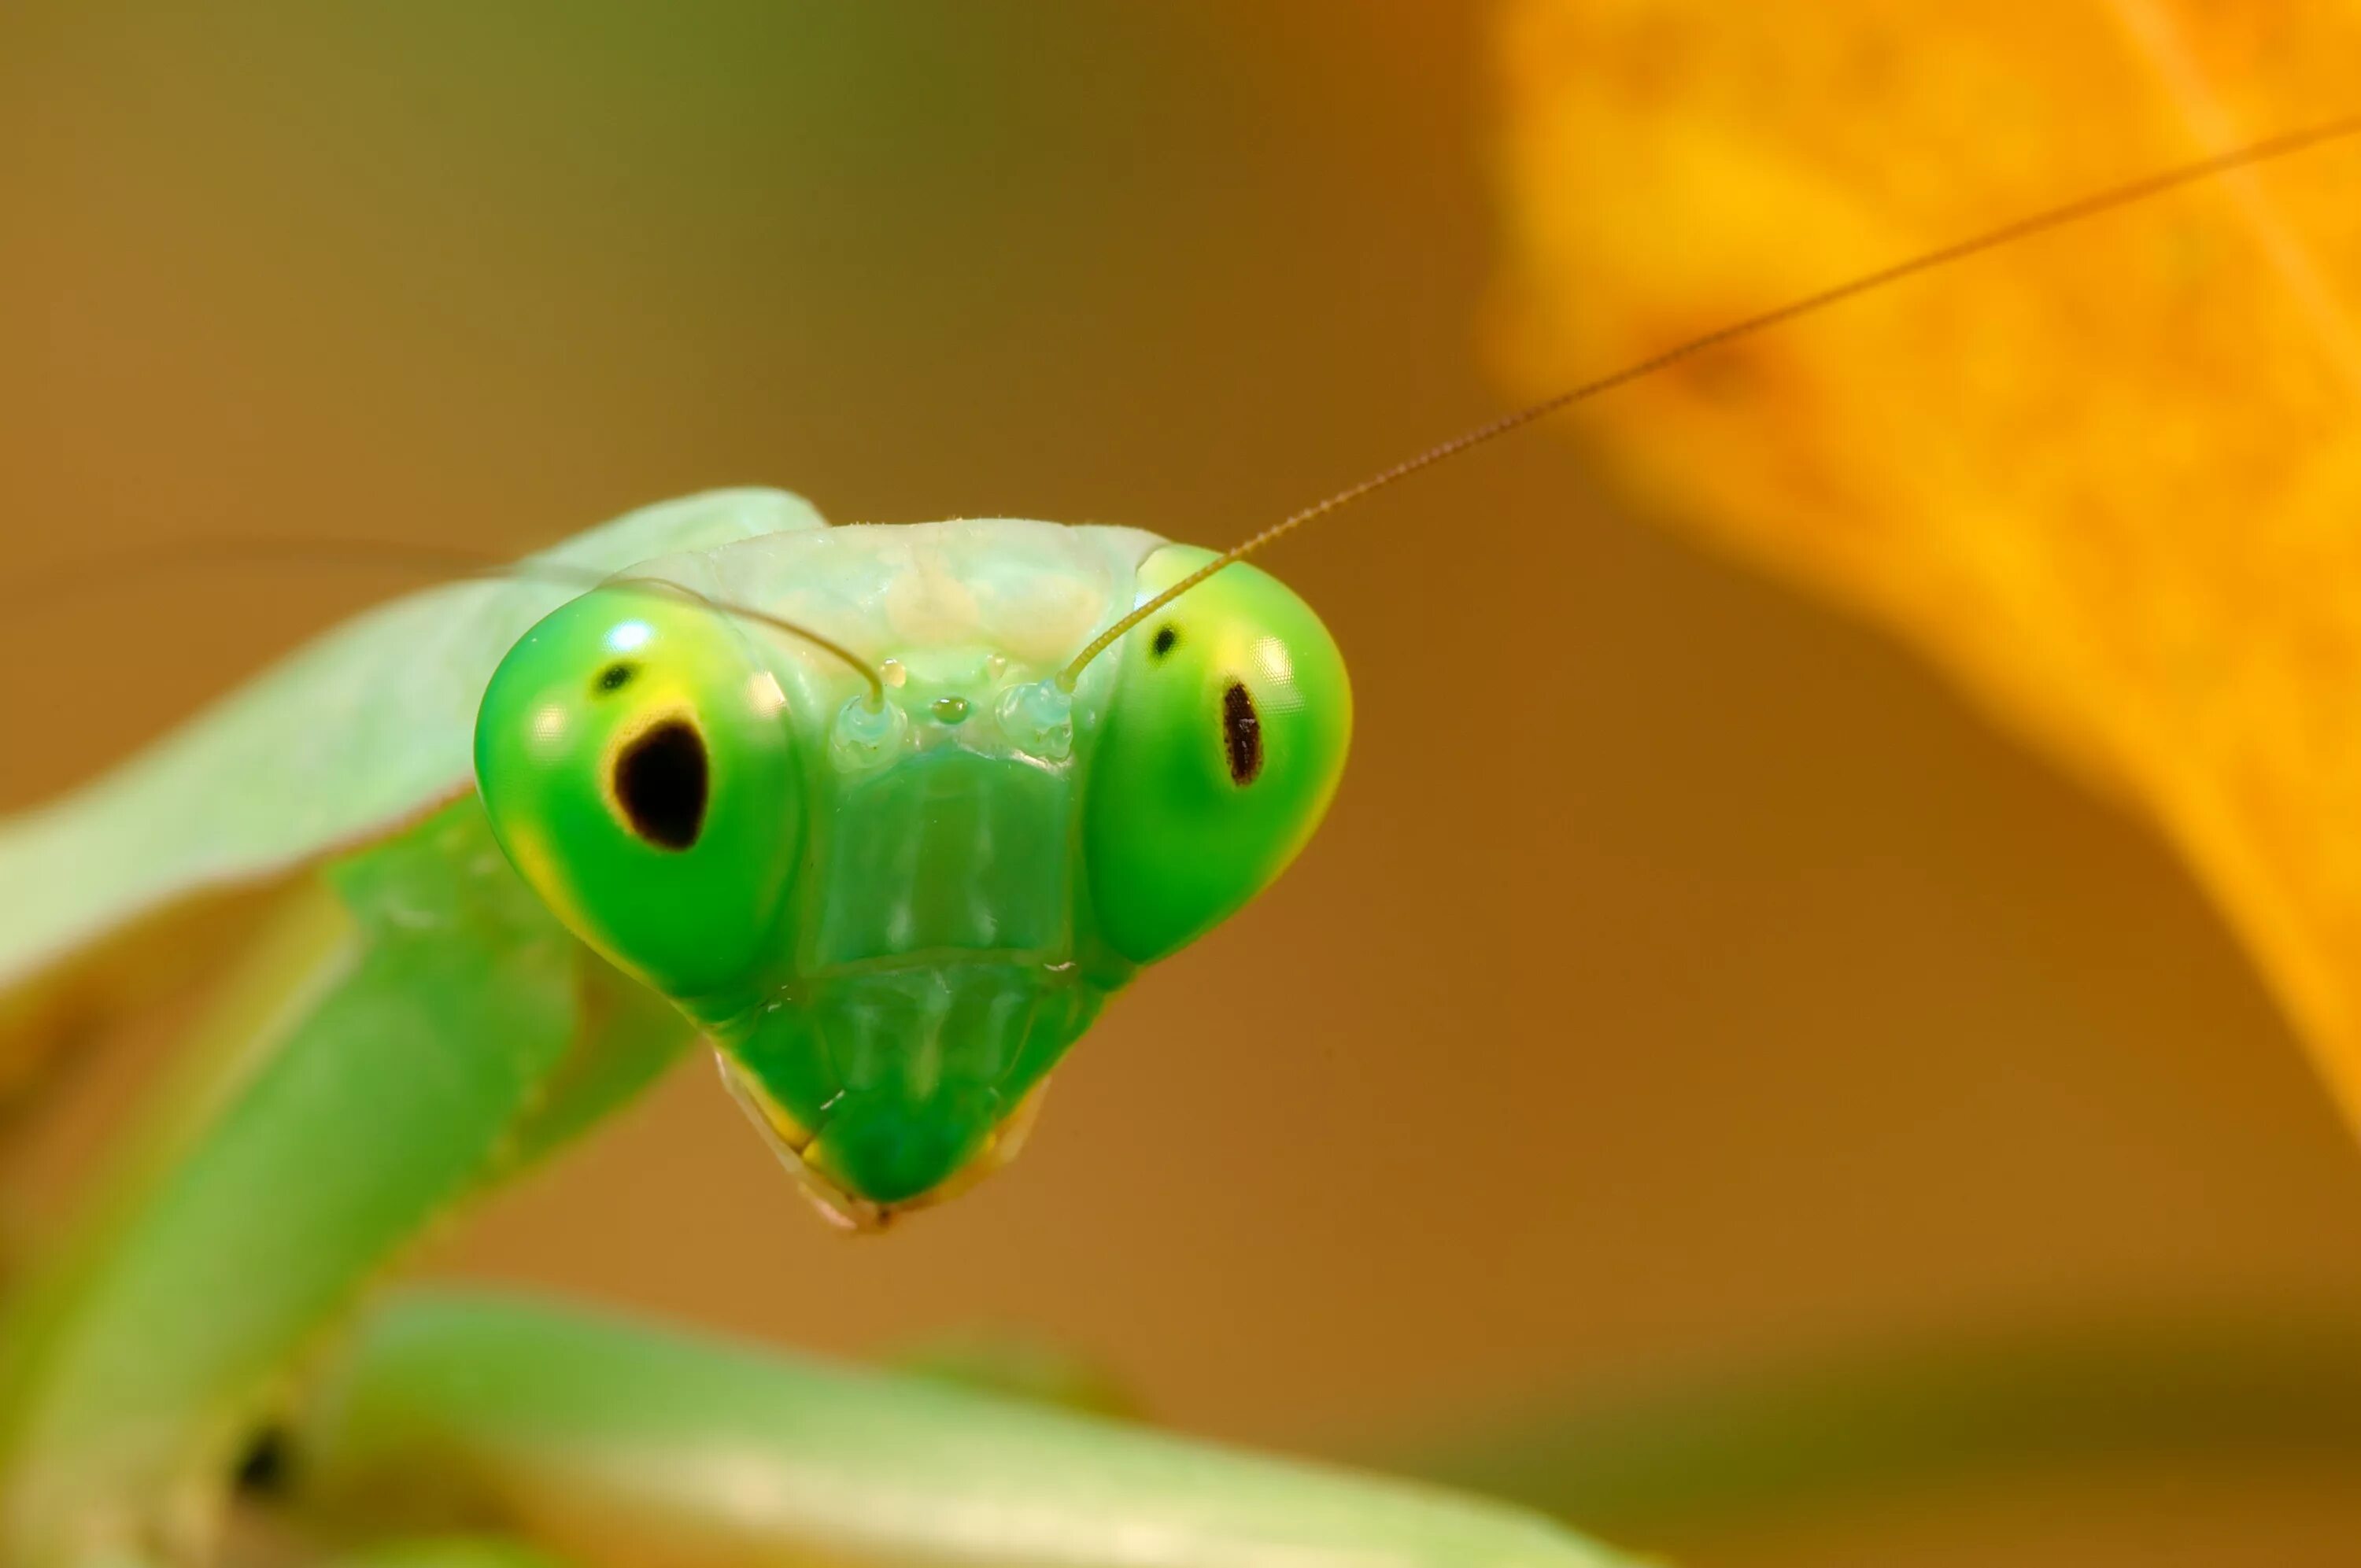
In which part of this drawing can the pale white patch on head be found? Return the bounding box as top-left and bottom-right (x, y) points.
(745, 670), (788, 718)
(885, 534), (987, 650)
(980, 566), (1105, 667)
(696, 518), (1168, 709)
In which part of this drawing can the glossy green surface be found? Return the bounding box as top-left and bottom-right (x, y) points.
(472, 590), (807, 1002)
(1085, 546), (1353, 965)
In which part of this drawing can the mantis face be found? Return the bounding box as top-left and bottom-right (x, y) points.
(473, 525), (1350, 1224)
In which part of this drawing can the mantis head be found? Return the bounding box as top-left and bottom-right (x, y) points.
(472, 535), (1350, 1226)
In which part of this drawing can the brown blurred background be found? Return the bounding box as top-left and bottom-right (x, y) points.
(5, 4), (2360, 1563)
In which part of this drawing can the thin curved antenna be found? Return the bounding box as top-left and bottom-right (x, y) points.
(35, 535), (886, 709)
(1059, 108), (2361, 689)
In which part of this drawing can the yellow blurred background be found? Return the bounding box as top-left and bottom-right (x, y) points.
(4, 4), (2359, 1563)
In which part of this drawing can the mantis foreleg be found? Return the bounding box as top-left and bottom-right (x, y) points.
(286, 1287), (1622, 1568)
(0, 800), (689, 1567)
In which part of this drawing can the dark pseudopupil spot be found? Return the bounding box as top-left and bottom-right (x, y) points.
(1151, 624), (1179, 659)
(594, 661), (637, 695)
(1221, 681), (1263, 786)
(234, 1424), (293, 1495)
(614, 720), (709, 849)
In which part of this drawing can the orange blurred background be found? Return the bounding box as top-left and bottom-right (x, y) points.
(4, 5), (2359, 1563)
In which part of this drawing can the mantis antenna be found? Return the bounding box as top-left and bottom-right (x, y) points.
(1058, 108), (2361, 690)
(42, 535), (888, 710)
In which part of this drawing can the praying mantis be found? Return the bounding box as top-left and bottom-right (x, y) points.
(1, 55), (2355, 1568)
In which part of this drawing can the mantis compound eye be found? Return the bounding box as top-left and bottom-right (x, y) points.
(1083, 545), (1351, 965)
(475, 588), (804, 1001)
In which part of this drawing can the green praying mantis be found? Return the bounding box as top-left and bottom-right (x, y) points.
(2, 113), (2358, 1568)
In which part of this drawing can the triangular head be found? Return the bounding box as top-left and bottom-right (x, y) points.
(472, 518), (1350, 1226)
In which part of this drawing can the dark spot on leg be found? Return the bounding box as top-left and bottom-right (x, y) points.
(235, 1424), (294, 1496)
(1151, 624), (1179, 660)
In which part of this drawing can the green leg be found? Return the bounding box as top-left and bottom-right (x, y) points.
(286, 1288), (1633, 1568)
(0, 801), (689, 1567)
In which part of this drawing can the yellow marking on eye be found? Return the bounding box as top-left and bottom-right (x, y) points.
(499, 825), (588, 932)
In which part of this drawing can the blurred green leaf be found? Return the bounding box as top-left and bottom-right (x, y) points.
(1396, 1319), (2361, 1535)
